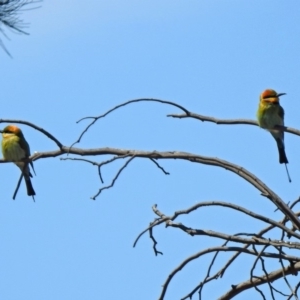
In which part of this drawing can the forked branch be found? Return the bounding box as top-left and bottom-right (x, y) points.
(219, 262), (300, 300)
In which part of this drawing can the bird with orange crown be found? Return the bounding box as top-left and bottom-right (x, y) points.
(257, 89), (291, 182)
(0, 125), (36, 198)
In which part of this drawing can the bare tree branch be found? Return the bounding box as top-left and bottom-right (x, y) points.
(158, 247), (300, 300)
(142, 202), (300, 299)
(61, 155), (131, 184)
(275, 245), (299, 299)
(134, 200), (300, 248)
(180, 211), (300, 300)
(250, 245), (274, 300)
(1, 112), (300, 299)
(167, 222), (300, 249)
(73, 98), (190, 146)
(149, 158), (170, 175)
(149, 225), (163, 256)
(90, 156), (136, 200)
(72, 98), (300, 149)
(18, 147), (297, 227)
(0, 119), (63, 148)
(218, 262), (300, 300)
(288, 281), (300, 300)
(168, 112), (300, 137)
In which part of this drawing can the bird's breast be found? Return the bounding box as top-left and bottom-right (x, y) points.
(2, 136), (26, 161)
(258, 103), (283, 130)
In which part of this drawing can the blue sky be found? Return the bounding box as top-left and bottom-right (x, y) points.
(1, 1), (300, 299)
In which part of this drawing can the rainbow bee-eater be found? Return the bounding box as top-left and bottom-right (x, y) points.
(257, 89), (291, 182)
(0, 125), (36, 197)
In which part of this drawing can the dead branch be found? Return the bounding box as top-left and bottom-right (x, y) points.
(149, 225), (163, 256)
(149, 158), (170, 175)
(218, 261), (300, 300)
(8, 147), (295, 227)
(73, 98), (190, 146)
(1, 113), (300, 299)
(167, 222), (300, 249)
(250, 245), (275, 300)
(275, 245), (298, 298)
(158, 246), (300, 300)
(91, 156), (136, 199)
(61, 155), (131, 183)
(168, 112), (300, 137)
(133, 201), (300, 248)
(180, 208), (300, 300)
(0, 119), (63, 148)
(72, 98), (300, 149)
(146, 203), (300, 300)
(287, 281), (300, 300)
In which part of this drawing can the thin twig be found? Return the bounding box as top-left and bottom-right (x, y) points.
(0, 119), (63, 148)
(250, 245), (274, 300)
(149, 158), (170, 175)
(181, 211), (300, 300)
(218, 262), (300, 300)
(276, 245), (298, 299)
(288, 282), (300, 300)
(149, 226), (163, 256)
(61, 155), (131, 184)
(91, 156), (136, 200)
(72, 98), (190, 147)
(167, 112), (300, 137)
(158, 246), (300, 300)
(197, 239), (231, 299)
(133, 201), (300, 248)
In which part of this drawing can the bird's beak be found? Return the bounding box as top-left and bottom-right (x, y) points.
(277, 93), (286, 97)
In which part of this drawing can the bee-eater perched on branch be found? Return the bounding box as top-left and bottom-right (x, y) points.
(0, 125), (36, 197)
(257, 89), (291, 182)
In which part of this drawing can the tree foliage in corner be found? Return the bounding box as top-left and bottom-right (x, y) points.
(0, 0), (40, 56)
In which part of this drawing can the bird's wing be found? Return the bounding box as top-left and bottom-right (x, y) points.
(278, 105), (285, 121)
(19, 137), (36, 175)
(19, 137), (31, 157)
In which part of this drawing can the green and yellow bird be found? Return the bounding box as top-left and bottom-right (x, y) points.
(257, 89), (291, 181)
(0, 125), (36, 196)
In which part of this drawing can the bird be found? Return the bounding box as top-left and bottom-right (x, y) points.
(257, 89), (291, 182)
(0, 125), (36, 197)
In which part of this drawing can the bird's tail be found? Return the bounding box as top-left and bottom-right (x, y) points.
(275, 139), (288, 164)
(275, 138), (291, 182)
(24, 176), (35, 196)
(271, 135), (291, 182)
(18, 162), (36, 196)
(278, 147), (288, 164)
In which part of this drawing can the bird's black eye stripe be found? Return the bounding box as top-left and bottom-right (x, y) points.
(263, 95), (277, 100)
(3, 129), (12, 133)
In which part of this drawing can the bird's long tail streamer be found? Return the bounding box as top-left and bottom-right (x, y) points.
(285, 163), (292, 183)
